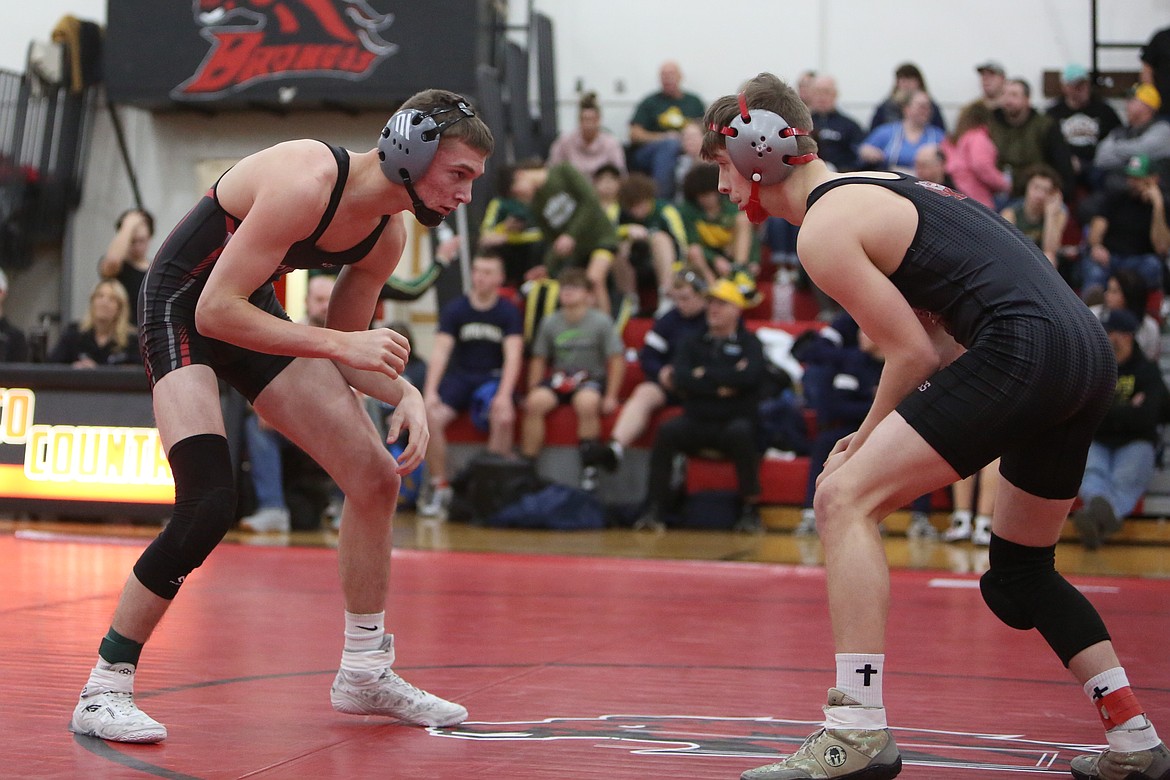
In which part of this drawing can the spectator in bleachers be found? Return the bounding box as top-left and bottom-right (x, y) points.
(612, 173), (687, 317)
(672, 119), (706, 203)
(478, 170), (544, 289)
(47, 279), (140, 367)
(678, 163), (757, 286)
(0, 268), (28, 362)
(520, 267), (624, 492)
(867, 62), (946, 133)
(913, 144), (952, 188)
(1141, 25), (1170, 120)
(419, 249), (524, 518)
(591, 270), (709, 474)
(971, 60), (1007, 110)
(1093, 85), (1170, 186)
(990, 78), (1076, 201)
(633, 278), (766, 533)
(1090, 268), (1162, 360)
(505, 160), (620, 315)
(942, 101), (1012, 209)
(99, 208), (154, 326)
(796, 70), (818, 107)
(807, 74), (864, 173)
(1081, 153), (1170, 302)
(1046, 64), (1122, 192)
(1072, 307), (1168, 550)
(592, 163), (623, 225)
(859, 90), (945, 175)
(1000, 164), (1069, 268)
(628, 61), (706, 202)
(547, 91), (627, 179)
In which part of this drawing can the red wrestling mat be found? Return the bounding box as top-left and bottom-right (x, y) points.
(2, 533), (1166, 779)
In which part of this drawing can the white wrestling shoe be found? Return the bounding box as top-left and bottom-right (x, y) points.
(331, 636), (467, 727)
(70, 664), (167, 743)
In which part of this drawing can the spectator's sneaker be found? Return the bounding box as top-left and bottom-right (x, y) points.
(741, 690), (901, 779)
(794, 509), (818, 537)
(596, 442), (622, 473)
(1075, 496), (1119, 549)
(941, 513), (972, 543)
(325, 497), (344, 532)
(1070, 739), (1170, 780)
(971, 516), (992, 547)
(70, 664), (167, 743)
(633, 507), (666, 532)
(580, 466), (600, 493)
(331, 636), (467, 727)
(734, 504), (764, 534)
(417, 485), (452, 519)
(905, 512), (938, 540)
(238, 506), (290, 533)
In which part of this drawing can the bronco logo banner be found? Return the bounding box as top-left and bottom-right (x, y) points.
(104, 0), (491, 110)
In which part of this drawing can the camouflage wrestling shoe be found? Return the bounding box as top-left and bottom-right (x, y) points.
(741, 689), (901, 780)
(1070, 739), (1170, 780)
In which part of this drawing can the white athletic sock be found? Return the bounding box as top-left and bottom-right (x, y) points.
(344, 611), (385, 653)
(835, 653), (884, 708)
(1084, 668), (1161, 751)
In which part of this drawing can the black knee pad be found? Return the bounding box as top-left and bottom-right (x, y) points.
(134, 434), (237, 599)
(979, 533), (1110, 666)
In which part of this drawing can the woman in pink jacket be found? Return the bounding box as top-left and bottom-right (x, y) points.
(942, 101), (1012, 208)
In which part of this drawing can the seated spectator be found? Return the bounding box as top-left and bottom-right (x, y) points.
(505, 160), (620, 315)
(999, 164), (1069, 267)
(672, 119), (705, 202)
(1072, 308), (1169, 549)
(859, 91), (946, 174)
(913, 144), (951, 187)
(677, 163), (757, 286)
(547, 91), (627, 179)
(970, 60), (1007, 110)
(627, 61), (706, 201)
(47, 279), (140, 367)
(633, 279), (766, 533)
(419, 249), (524, 518)
(1046, 64), (1122, 191)
(868, 63), (946, 133)
(990, 78), (1076, 201)
(519, 268), (624, 492)
(613, 173), (688, 316)
(592, 163), (623, 225)
(98, 208), (154, 326)
(942, 101), (1012, 208)
(1090, 269), (1162, 360)
(479, 167), (545, 288)
(591, 270), (709, 473)
(0, 268), (28, 362)
(807, 74), (865, 172)
(1081, 153), (1170, 301)
(239, 275), (342, 532)
(1093, 84), (1170, 187)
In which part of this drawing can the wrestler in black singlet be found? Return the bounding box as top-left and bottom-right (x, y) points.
(805, 174), (1116, 499)
(139, 143), (390, 401)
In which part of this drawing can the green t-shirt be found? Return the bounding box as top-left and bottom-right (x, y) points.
(678, 197), (759, 265)
(631, 91), (706, 134)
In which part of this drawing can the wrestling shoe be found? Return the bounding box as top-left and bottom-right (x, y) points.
(70, 664), (167, 743)
(331, 636), (467, 727)
(238, 506), (290, 533)
(1070, 740), (1170, 780)
(741, 689), (901, 780)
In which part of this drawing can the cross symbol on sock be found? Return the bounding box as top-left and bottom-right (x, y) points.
(856, 664), (878, 686)
(1093, 685), (1110, 701)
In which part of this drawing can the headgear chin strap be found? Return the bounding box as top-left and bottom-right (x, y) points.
(377, 100), (475, 227)
(710, 93), (816, 224)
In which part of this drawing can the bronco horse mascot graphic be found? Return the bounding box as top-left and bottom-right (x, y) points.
(173, 0), (398, 100)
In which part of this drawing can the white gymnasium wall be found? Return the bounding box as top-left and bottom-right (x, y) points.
(0, 1), (1167, 328)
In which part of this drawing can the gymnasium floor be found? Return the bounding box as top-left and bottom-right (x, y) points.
(2, 510), (1168, 779)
